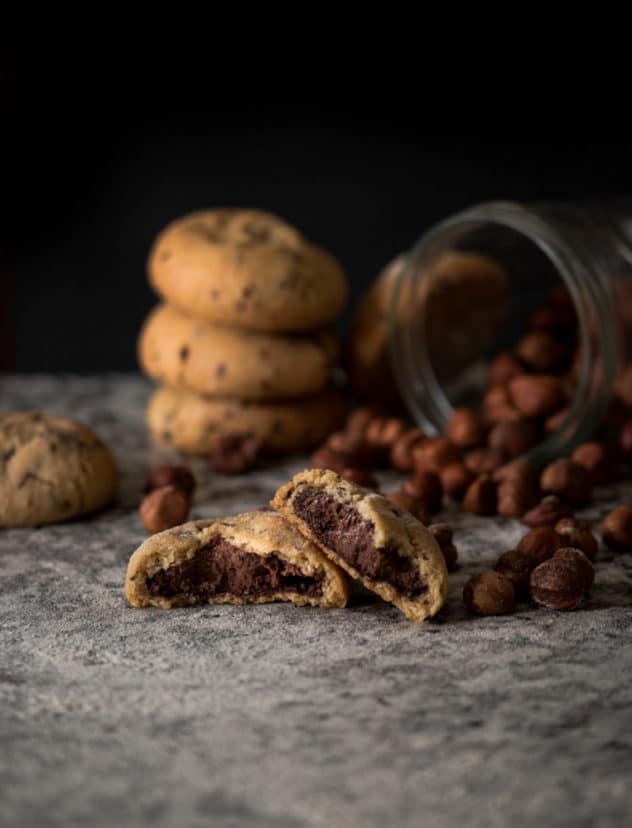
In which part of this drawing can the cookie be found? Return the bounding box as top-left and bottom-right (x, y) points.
(346, 250), (507, 405)
(147, 386), (349, 454)
(0, 411), (118, 527)
(272, 469), (448, 621)
(148, 209), (348, 332)
(138, 304), (339, 401)
(125, 511), (351, 609)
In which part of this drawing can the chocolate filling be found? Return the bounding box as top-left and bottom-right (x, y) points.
(292, 487), (426, 598)
(146, 537), (322, 600)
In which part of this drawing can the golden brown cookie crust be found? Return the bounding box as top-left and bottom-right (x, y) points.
(125, 511), (351, 609)
(148, 209), (348, 332)
(272, 469), (448, 621)
(0, 411), (118, 527)
(146, 385), (349, 455)
(138, 304), (339, 401)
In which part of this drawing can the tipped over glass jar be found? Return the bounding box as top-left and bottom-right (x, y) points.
(383, 201), (632, 464)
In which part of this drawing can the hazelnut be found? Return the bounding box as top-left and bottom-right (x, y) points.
(571, 441), (619, 485)
(389, 428), (426, 472)
(464, 447), (504, 476)
(210, 432), (260, 474)
(544, 406), (570, 434)
(345, 406), (382, 437)
(601, 505), (632, 551)
(552, 547), (595, 591)
(365, 416), (408, 448)
(401, 470), (443, 514)
(339, 467), (378, 488)
(494, 549), (536, 597)
(446, 407), (487, 449)
(482, 384), (511, 415)
(540, 458), (592, 506)
(145, 465), (196, 499)
(440, 461), (475, 500)
(554, 517), (598, 561)
(412, 437), (460, 473)
(521, 496), (573, 527)
(619, 420), (632, 461)
(529, 558), (585, 611)
(508, 374), (566, 419)
(496, 475), (540, 518)
(463, 571), (515, 616)
(516, 527), (565, 565)
(462, 475), (497, 516)
(493, 458), (539, 486)
(139, 485), (190, 534)
(310, 444), (347, 472)
(428, 523), (458, 571)
(527, 305), (575, 333)
(487, 419), (539, 458)
(327, 431), (378, 469)
(487, 352), (525, 387)
(515, 331), (568, 373)
(386, 492), (431, 525)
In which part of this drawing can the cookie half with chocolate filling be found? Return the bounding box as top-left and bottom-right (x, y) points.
(271, 469), (448, 621)
(125, 511), (351, 609)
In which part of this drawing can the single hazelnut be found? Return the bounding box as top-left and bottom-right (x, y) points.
(310, 444), (347, 472)
(446, 407), (487, 449)
(515, 331), (569, 373)
(145, 465), (196, 499)
(497, 476), (540, 518)
(386, 492), (431, 525)
(521, 496), (573, 527)
(389, 428), (427, 472)
(554, 517), (598, 562)
(494, 549), (536, 597)
(516, 527), (565, 565)
(464, 447), (505, 476)
(552, 547), (595, 591)
(571, 441), (619, 485)
(487, 352), (525, 387)
(601, 505), (632, 551)
(428, 523), (458, 571)
(440, 462), (475, 500)
(462, 475), (497, 516)
(401, 470), (443, 514)
(463, 571), (515, 616)
(493, 458), (539, 486)
(327, 431), (378, 469)
(487, 419), (539, 458)
(619, 420), (632, 461)
(508, 374), (566, 419)
(529, 558), (585, 611)
(339, 467), (378, 488)
(540, 458), (592, 506)
(412, 437), (461, 473)
(544, 406), (570, 434)
(139, 485), (190, 534)
(482, 384), (512, 415)
(345, 406), (382, 437)
(210, 432), (260, 474)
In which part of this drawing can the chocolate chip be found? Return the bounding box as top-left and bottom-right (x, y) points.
(159, 249), (172, 261)
(179, 346), (189, 362)
(215, 363), (227, 378)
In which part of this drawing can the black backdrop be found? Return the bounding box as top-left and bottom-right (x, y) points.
(4, 42), (632, 372)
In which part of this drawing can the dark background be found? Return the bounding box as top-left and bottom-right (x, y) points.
(3, 42), (632, 372)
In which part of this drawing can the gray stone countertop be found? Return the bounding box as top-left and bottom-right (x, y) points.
(1, 375), (631, 828)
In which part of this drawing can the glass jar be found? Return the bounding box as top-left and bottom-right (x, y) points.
(388, 201), (632, 464)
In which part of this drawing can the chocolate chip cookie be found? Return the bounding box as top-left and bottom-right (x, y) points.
(125, 511), (351, 609)
(138, 304), (339, 401)
(0, 411), (118, 527)
(148, 209), (348, 332)
(147, 386), (348, 454)
(272, 469), (448, 621)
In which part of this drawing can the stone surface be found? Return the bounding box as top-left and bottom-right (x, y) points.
(1, 375), (632, 828)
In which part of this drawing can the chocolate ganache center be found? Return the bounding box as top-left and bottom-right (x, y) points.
(292, 487), (426, 597)
(146, 536), (322, 600)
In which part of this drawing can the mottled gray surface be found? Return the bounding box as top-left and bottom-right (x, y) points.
(1, 376), (632, 828)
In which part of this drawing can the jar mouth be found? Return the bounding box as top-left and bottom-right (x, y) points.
(388, 201), (618, 464)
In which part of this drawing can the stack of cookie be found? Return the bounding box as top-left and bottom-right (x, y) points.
(139, 209), (349, 455)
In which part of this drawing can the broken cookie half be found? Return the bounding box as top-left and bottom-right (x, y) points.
(271, 469), (448, 621)
(125, 510), (351, 609)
